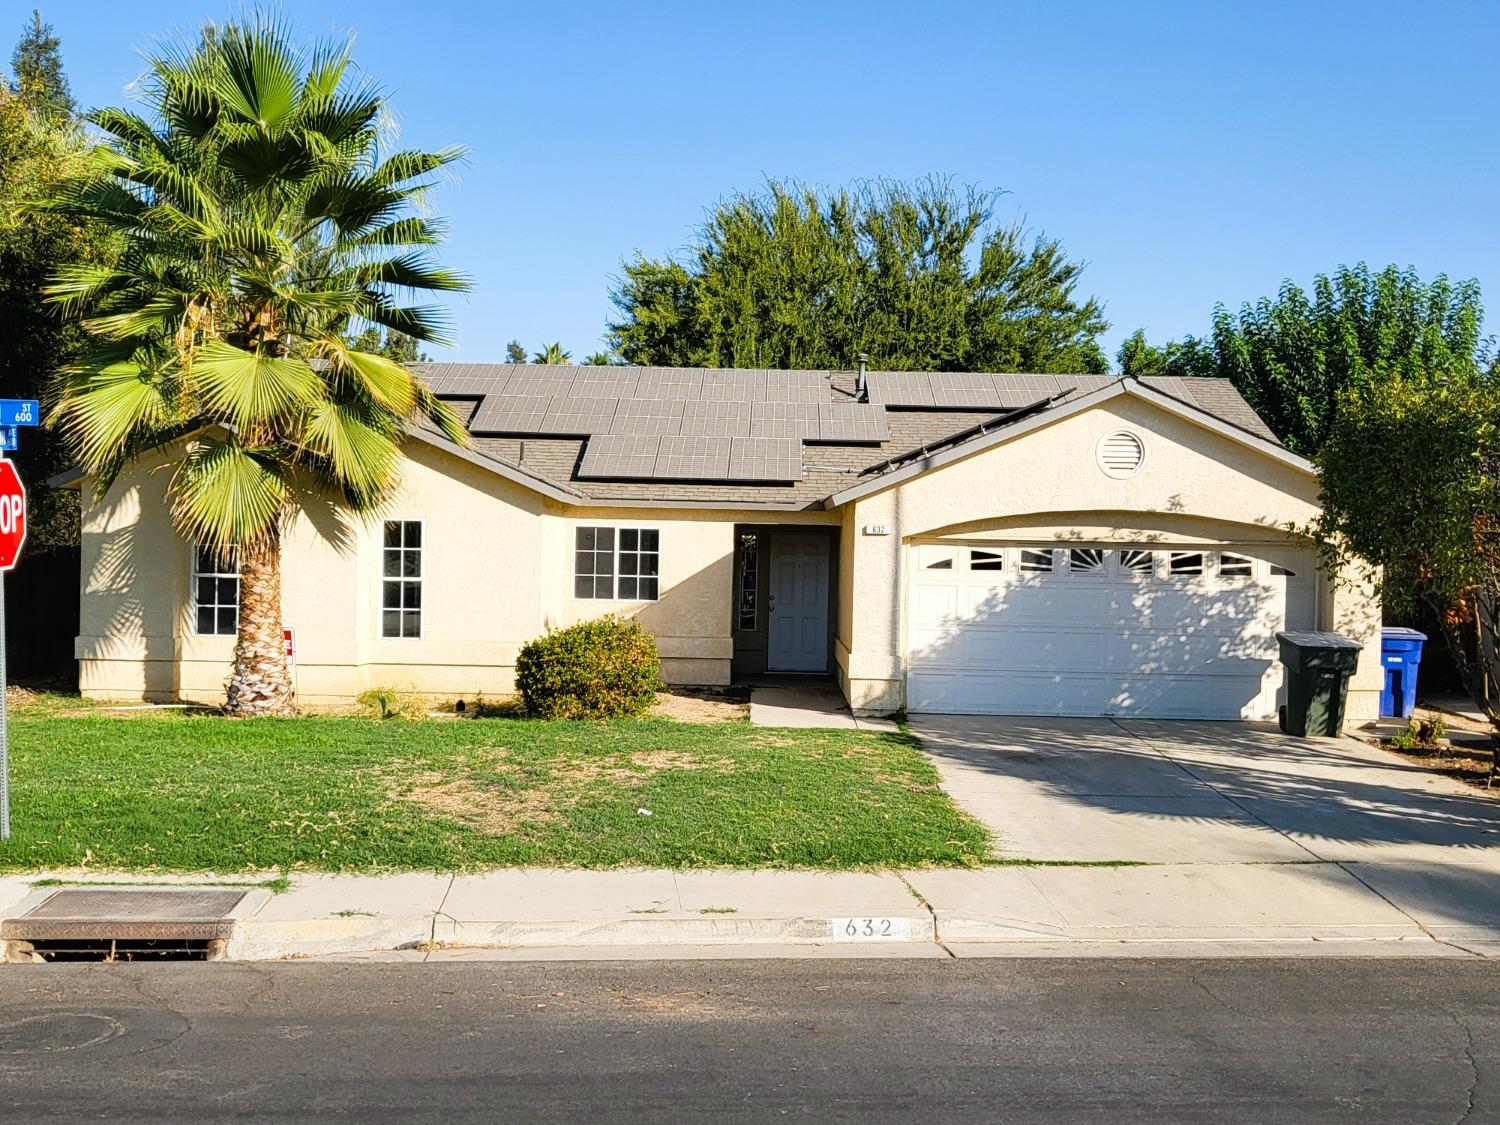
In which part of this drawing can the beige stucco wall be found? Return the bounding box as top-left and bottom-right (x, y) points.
(75, 437), (837, 704)
(835, 393), (1383, 725)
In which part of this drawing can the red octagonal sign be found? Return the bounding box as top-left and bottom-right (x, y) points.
(0, 459), (26, 570)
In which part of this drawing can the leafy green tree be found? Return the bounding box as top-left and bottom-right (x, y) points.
(44, 19), (468, 714)
(0, 26), (108, 551)
(348, 326), (425, 364)
(608, 178), (1108, 374)
(1315, 372), (1500, 757)
(504, 339), (526, 364)
(531, 342), (571, 364)
(1119, 265), (1486, 454)
(9, 10), (72, 118)
(581, 350), (615, 366)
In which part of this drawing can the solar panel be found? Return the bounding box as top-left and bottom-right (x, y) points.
(729, 437), (803, 481)
(699, 369), (767, 401)
(764, 370), (832, 403)
(610, 398), (685, 435)
(502, 368), (577, 397)
(654, 435), (732, 479)
(541, 398), (619, 435)
(571, 368), (641, 399)
(864, 371), (934, 407)
(680, 399), (751, 437)
(468, 395), (554, 434)
(577, 434), (661, 479)
(816, 403), (890, 442)
(750, 401), (822, 439)
(633, 368), (705, 400)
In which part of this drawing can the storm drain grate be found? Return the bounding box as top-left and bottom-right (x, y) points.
(3, 888), (250, 961)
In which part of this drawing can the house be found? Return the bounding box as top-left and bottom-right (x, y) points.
(58, 364), (1383, 724)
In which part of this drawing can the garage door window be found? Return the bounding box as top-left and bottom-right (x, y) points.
(919, 546), (957, 570)
(1169, 551), (1205, 577)
(1019, 548), (1054, 574)
(1119, 548), (1156, 579)
(1218, 553), (1254, 578)
(968, 548), (1004, 571)
(1068, 548), (1107, 576)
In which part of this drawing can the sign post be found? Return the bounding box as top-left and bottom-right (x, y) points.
(0, 435), (34, 842)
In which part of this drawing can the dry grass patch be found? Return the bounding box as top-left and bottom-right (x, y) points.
(390, 747), (737, 835)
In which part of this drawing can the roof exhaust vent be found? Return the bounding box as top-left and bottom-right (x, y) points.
(856, 353), (870, 399)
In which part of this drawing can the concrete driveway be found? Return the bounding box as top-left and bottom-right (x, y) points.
(904, 716), (1500, 950)
(909, 716), (1500, 864)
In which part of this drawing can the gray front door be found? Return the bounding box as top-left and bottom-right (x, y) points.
(768, 535), (830, 672)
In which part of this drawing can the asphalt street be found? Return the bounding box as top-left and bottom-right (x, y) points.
(0, 958), (1494, 1123)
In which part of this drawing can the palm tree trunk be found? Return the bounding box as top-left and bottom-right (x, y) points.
(224, 530), (292, 715)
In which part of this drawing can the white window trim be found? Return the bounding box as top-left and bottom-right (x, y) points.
(191, 543), (239, 637)
(574, 525), (661, 603)
(381, 519), (424, 640)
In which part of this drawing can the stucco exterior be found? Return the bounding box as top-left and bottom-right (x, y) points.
(831, 391), (1383, 723)
(70, 382), (1382, 727)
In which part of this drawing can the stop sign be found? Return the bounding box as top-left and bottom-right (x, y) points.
(0, 459), (26, 570)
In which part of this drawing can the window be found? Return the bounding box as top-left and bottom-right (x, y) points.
(193, 546), (238, 635)
(969, 549), (1004, 572)
(1270, 564), (1297, 577)
(1119, 548), (1155, 578)
(382, 521), (422, 638)
(737, 534), (758, 629)
(575, 526), (660, 601)
(1169, 551), (1205, 577)
(1219, 553), (1254, 578)
(1019, 548), (1054, 574)
(1068, 548), (1107, 575)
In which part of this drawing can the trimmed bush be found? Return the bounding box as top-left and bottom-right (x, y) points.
(515, 616), (664, 719)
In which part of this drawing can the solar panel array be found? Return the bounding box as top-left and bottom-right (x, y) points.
(864, 371), (1117, 409)
(578, 435), (804, 482)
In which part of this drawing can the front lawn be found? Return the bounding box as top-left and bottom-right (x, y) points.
(0, 704), (990, 873)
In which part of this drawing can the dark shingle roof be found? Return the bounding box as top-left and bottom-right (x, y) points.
(413, 363), (1281, 509)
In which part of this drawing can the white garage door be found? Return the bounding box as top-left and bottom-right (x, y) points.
(906, 543), (1317, 719)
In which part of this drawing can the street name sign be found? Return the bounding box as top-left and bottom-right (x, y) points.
(0, 400), (40, 427)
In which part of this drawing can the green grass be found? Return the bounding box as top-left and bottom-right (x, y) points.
(0, 707), (991, 874)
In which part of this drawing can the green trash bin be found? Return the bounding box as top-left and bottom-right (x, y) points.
(1276, 631), (1363, 737)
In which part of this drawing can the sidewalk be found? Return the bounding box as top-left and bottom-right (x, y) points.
(6, 859), (1499, 961)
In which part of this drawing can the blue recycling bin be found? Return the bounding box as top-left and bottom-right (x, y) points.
(1380, 627), (1427, 719)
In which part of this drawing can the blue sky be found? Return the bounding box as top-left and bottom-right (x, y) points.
(22, 1), (1500, 366)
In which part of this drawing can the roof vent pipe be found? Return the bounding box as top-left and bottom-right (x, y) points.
(856, 353), (870, 399)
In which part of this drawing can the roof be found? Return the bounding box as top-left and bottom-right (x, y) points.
(402, 363), (1287, 511)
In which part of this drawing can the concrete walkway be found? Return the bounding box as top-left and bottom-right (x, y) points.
(748, 684), (899, 732)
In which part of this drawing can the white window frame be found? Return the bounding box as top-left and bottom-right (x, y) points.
(574, 525), (660, 602)
(192, 544), (239, 637)
(381, 519), (424, 639)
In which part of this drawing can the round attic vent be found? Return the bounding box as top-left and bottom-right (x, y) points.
(1098, 430), (1146, 478)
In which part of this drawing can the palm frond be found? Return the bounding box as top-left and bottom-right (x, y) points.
(191, 340), (323, 427)
(170, 434), (289, 553)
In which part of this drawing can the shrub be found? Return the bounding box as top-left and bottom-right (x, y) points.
(357, 687), (425, 720)
(516, 616), (664, 719)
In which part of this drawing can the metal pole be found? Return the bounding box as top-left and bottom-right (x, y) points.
(1, 566), (9, 840)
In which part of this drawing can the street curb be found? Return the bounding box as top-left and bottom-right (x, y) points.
(225, 913), (936, 960)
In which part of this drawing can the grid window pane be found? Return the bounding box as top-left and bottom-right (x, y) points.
(381, 521), (423, 637)
(193, 545), (239, 635)
(620, 529), (639, 551)
(618, 576), (638, 599)
(639, 576), (659, 600)
(573, 526), (661, 601)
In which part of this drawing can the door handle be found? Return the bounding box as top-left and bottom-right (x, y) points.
(767, 593), (776, 612)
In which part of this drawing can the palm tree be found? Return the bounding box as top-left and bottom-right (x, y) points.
(531, 342), (571, 364)
(581, 351), (616, 366)
(43, 20), (469, 715)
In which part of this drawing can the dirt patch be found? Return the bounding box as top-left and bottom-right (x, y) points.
(650, 688), (749, 724)
(389, 748), (733, 834)
(1381, 739), (1497, 794)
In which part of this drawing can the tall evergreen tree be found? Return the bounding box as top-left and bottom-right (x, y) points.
(504, 339), (526, 363)
(608, 178), (1108, 374)
(10, 10), (73, 118)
